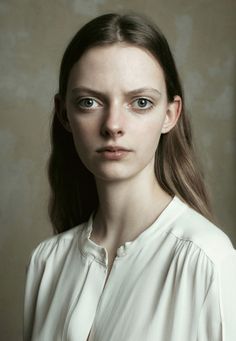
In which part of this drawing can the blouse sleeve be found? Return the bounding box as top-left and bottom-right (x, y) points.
(23, 243), (48, 341)
(197, 250), (236, 340)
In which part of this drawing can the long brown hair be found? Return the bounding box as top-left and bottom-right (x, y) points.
(48, 13), (214, 234)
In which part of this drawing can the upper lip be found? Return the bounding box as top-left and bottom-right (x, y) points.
(97, 145), (131, 152)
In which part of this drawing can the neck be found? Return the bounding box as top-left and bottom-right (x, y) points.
(92, 168), (172, 247)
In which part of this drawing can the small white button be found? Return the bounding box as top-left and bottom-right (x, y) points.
(117, 247), (126, 257)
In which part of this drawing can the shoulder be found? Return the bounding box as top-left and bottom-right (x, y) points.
(28, 223), (85, 266)
(169, 197), (234, 266)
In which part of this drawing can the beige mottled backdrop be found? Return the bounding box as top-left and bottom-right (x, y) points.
(0, 0), (235, 339)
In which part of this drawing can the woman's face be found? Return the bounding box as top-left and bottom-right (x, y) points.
(64, 43), (180, 182)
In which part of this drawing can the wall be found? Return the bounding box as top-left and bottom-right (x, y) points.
(0, 0), (235, 339)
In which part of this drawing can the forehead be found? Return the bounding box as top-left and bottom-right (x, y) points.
(67, 43), (166, 92)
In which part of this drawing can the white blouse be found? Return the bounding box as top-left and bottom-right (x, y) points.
(24, 196), (236, 341)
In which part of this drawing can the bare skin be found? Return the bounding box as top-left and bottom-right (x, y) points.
(57, 43), (182, 277)
(93, 172), (173, 279)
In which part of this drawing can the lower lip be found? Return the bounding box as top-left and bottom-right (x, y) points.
(98, 150), (130, 160)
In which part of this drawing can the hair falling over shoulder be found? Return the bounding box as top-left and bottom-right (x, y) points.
(47, 12), (214, 234)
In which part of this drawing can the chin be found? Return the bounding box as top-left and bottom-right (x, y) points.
(91, 165), (137, 183)
(94, 171), (131, 183)
(84, 159), (151, 183)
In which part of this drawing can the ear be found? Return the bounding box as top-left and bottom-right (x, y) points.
(161, 95), (182, 134)
(54, 94), (72, 133)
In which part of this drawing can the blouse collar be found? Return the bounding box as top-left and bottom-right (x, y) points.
(78, 195), (187, 266)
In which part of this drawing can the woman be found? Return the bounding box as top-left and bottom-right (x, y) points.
(24, 13), (236, 341)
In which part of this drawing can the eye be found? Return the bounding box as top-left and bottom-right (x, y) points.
(132, 98), (154, 110)
(76, 97), (100, 110)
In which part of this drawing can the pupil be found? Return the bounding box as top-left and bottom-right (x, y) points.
(85, 99), (93, 107)
(138, 99), (146, 107)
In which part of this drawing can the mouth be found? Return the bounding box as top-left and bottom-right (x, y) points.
(96, 145), (132, 160)
(96, 146), (131, 153)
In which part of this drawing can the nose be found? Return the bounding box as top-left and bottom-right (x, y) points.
(100, 103), (125, 138)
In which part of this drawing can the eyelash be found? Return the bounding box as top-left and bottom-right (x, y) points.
(131, 98), (154, 111)
(75, 97), (155, 112)
(76, 98), (99, 110)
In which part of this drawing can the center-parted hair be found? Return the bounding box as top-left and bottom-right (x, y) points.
(48, 13), (213, 233)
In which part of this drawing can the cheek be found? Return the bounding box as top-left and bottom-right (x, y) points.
(134, 119), (164, 149)
(68, 127), (91, 164)
(69, 118), (97, 145)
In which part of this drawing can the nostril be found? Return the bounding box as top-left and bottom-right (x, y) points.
(101, 127), (124, 138)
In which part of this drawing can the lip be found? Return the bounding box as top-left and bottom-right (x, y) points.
(96, 145), (132, 160)
(97, 145), (131, 152)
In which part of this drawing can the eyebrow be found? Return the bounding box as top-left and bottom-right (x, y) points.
(71, 86), (161, 97)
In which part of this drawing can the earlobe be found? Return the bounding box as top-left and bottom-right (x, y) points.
(54, 94), (72, 133)
(161, 95), (182, 134)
